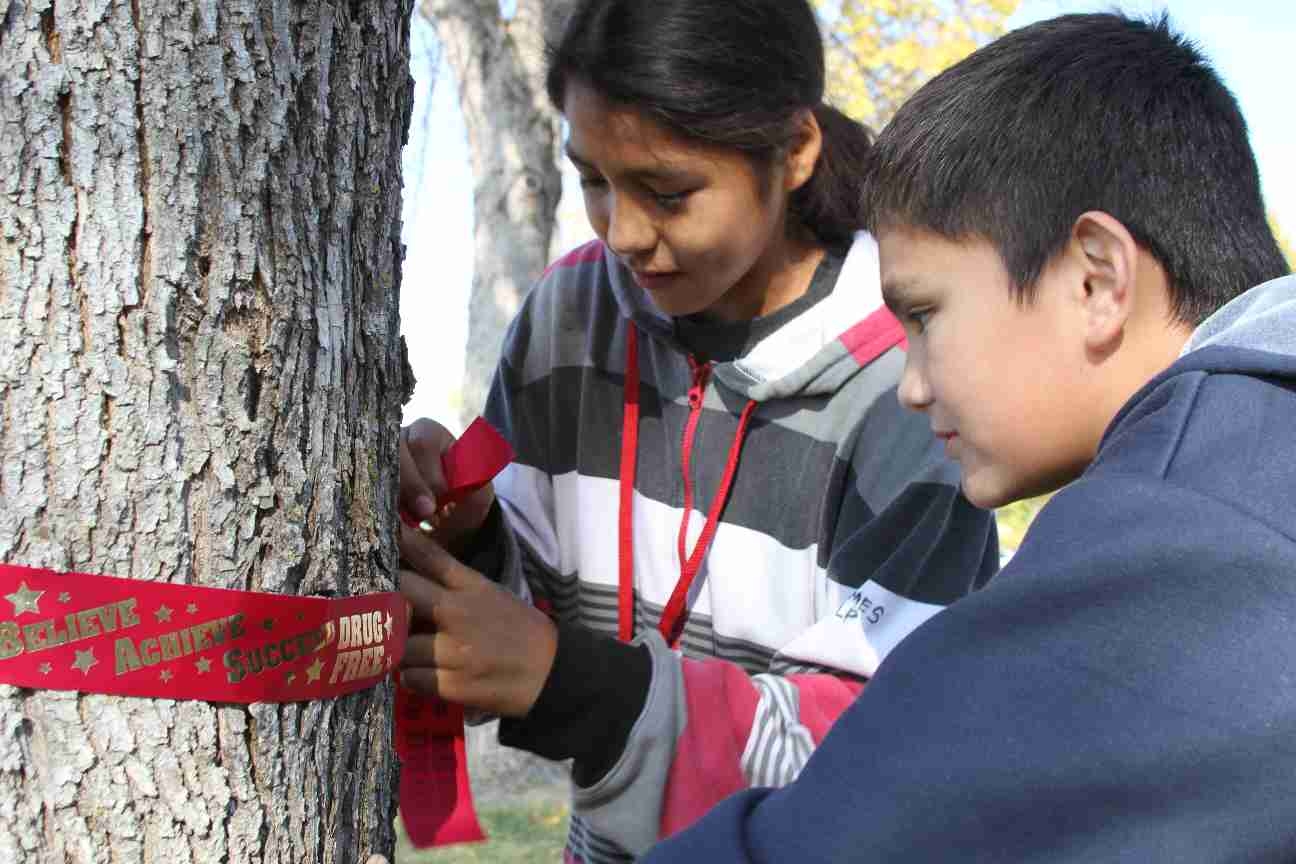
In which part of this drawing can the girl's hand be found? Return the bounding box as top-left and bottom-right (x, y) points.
(397, 521), (557, 718)
(399, 418), (495, 551)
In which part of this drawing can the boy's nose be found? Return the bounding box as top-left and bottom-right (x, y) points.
(897, 355), (932, 412)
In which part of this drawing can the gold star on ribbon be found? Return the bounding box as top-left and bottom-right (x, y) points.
(57, 592), (71, 603)
(71, 648), (98, 675)
(261, 618), (275, 632)
(5, 581), (43, 617)
(186, 603), (199, 614)
(195, 657), (211, 674)
(155, 604), (174, 623)
(305, 657), (324, 683)
(160, 669), (174, 682)
(39, 662), (52, 675)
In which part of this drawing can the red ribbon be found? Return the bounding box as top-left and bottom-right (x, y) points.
(0, 565), (407, 701)
(0, 417), (515, 850)
(396, 416), (515, 847)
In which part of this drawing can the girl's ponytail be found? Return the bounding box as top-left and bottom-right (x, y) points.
(794, 105), (875, 247)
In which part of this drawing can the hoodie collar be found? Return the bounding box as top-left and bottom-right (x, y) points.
(1183, 274), (1296, 360)
(607, 232), (896, 402)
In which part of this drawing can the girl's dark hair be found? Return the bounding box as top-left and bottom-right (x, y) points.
(546, 0), (873, 247)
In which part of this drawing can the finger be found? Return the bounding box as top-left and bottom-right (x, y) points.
(396, 519), (458, 583)
(398, 435), (439, 522)
(399, 567), (448, 623)
(398, 665), (442, 699)
(402, 419), (451, 519)
(399, 522), (478, 590)
(402, 631), (465, 671)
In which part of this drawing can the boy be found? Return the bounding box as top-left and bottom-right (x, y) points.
(645, 12), (1295, 862)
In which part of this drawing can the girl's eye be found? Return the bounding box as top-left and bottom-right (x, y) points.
(651, 189), (692, 211)
(579, 175), (607, 190)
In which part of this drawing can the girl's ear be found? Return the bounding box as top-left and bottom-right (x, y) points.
(784, 109), (822, 193)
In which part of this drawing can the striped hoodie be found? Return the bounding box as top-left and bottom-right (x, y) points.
(468, 233), (998, 861)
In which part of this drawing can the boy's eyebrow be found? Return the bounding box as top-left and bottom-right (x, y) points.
(880, 277), (920, 312)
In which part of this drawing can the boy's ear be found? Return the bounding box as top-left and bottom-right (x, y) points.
(783, 109), (822, 193)
(1071, 211), (1140, 358)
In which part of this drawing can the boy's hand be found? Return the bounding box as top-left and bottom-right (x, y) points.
(397, 521), (557, 718)
(399, 418), (495, 550)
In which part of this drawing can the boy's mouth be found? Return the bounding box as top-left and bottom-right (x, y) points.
(934, 429), (958, 442)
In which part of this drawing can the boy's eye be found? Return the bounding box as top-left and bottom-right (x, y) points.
(906, 307), (933, 333)
(579, 174), (607, 189)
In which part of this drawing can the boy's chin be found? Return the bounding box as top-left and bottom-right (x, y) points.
(961, 471), (1039, 511)
(962, 466), (1074, 510)
(961, 480), (1015, 511)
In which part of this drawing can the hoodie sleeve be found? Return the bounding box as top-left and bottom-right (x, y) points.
(641, 462), (1296, 864)
(497, 386), (998, 859)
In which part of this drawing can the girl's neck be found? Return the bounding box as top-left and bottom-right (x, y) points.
(708, 221), (828, 322)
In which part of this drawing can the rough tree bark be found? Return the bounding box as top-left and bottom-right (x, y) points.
(420, 0), (563, 423)
(0, 0), (413, 861)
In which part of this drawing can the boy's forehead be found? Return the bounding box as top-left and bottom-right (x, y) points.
(877, 227), (957, 306)
(879, 228), (1005, 294)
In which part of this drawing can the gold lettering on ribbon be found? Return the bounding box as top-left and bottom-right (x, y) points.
(336, 611), (386, 652)
(0, 600), (144, 662)
(0, 622), (23, 660)
(328, 645), (386, 685)
(22, 621), (50, 651)
(159, 633), (182, 662)
(113, 614), (245, 677)
(115, 638), (142, 674)
(118, 598), (140, 627)
(224, 627), (327, 685)
(139, 638), (161, 666)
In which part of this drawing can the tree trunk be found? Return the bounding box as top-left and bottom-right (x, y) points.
(0, 0), (414, 861)
(422, 0), (563, 423)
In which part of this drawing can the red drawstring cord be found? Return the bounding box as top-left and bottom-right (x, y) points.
(617, 326), (757, 646)
(617, 327), (641, 643)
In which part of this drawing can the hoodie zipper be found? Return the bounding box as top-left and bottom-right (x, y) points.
(618, 325), (758, 647)
(676, 355), (712, 570)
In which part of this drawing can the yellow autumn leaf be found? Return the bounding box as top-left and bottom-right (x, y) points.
(1271, 214), (1295, 267)
(815, 0), (1021, 130)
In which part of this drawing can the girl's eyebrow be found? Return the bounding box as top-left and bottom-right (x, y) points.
(564, 143), (700, 185)
(564, 143), (594, 169)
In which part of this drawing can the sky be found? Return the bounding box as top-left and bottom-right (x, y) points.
(399, 1), (1296, 431)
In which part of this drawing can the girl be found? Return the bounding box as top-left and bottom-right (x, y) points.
(397, 0), (998, 859)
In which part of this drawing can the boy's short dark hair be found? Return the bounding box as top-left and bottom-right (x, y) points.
(866, 13), (1290, 325)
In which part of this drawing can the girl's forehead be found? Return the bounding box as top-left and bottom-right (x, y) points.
(565, 84), (734, 178)
(567, 86), (678, 154)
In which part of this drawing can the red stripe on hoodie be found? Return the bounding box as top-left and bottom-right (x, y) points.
(543, 239), (606, 278)
(659, 659), (760, 838)
(840, 306), (907, 364)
